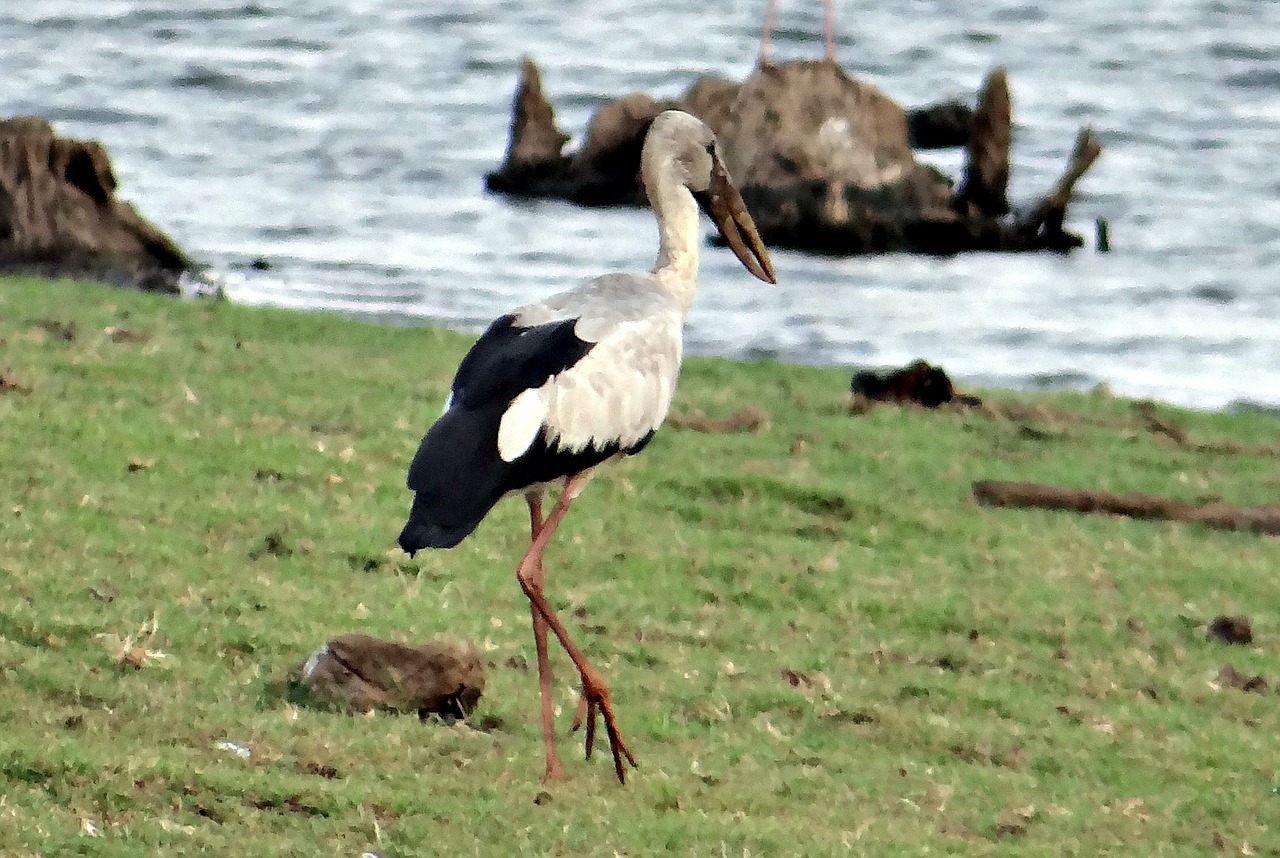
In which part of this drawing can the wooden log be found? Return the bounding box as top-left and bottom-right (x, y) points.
(972, 479), (1280, 536)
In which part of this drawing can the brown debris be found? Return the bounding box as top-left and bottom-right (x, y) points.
(1208, 615), (1253, 646)
(0, 117), (192, 291)
(0, 369), (31, 394)
(668, 404), (767, 433)
(295, 633), (485, 718)
(1215, 663), (1268, 694)
(32, 319), (77, 341)
(1134, 400), (1189, 445)
(126, 456), (154, 473)
(973, 480), (1280, 536)
(1135, 401), (1280, 458)
(850, 360), (982, 410)
(780, 667), (833, 696)
(297, 760), (341, 779)
(105, 326), (150, 344)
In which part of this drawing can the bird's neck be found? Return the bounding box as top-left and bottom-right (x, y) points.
(650, 183), (700, 317)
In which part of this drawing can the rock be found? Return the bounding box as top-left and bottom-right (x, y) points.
(0, 117), (193, 292)
(568, 92), (667, 205)
(907, 100), (974, 149)
(716, 59), (956, 253)
(296, 633), (485, 717)
(676, 76), (741, 138)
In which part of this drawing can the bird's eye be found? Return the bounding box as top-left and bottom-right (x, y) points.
(704, 142), (716, 155)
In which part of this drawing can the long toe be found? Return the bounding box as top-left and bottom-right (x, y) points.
(573, 684), (638, 784)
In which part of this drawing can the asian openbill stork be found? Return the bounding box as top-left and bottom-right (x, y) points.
(398, 110), (776, 784)
(759, 0), (837, 65)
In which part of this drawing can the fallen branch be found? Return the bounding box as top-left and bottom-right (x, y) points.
(668, 404), (767, 433)
(972, 479), (1280, 536)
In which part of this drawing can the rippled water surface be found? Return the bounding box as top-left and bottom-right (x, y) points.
(6, 0), (1279, 408)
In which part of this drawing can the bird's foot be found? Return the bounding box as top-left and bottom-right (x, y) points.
(570, 672), (638, 784)
(541, 755), (566, 784)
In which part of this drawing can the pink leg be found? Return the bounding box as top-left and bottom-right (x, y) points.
(515, 471), (638, 784)
(758, 0), (777, 66)
(823, 0), (836, 61)
(524, 493), (564, 783)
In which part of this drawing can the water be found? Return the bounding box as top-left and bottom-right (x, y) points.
(5, 0), (1279, 410)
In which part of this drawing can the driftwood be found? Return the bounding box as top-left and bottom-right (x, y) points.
(972, 480), (1280, 536)
(0, 117), (193, 292)
(1016, 127), (1103, 251)
(486, 56), (1101, 256)
(1133, 401), (1280, 458)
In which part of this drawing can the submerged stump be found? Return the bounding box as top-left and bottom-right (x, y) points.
(0, 117), (193, 292)
(486, 57), (1101, 256)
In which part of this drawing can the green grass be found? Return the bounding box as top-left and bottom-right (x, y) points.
(1, 274), (1278, 856)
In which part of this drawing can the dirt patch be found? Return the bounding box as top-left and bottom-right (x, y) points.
(105, 326), (150, 344)
(31, 319), (77, 341)
(1215, 663), (1268, 694)
(296, 760), (341, 780)
(245, 793), (327, 817)
(0, 369), (31, 394)
(668, 404), (767, 433)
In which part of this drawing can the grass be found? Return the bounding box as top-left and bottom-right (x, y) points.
(1, 274), (1278, 856)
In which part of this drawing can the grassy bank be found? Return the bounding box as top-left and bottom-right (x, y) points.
(1, 275), (1278, 856)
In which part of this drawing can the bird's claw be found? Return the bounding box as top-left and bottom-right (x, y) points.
(571, 682), (638, 783)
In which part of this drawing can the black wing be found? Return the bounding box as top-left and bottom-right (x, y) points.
(399, 314), (601, 552)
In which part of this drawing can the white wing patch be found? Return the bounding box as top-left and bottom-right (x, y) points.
(540, 313), (682, 453)
(497, 388), (548, 462)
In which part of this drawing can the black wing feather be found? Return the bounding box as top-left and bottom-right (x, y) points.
(399, 315), (610, 553)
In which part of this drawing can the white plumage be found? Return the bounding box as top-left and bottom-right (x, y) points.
(398, 110), (776, 785)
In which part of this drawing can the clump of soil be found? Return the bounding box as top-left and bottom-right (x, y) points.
(1207, 615), (1253, 646)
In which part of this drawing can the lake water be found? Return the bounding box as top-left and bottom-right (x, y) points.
(5, 0), (1279, 410)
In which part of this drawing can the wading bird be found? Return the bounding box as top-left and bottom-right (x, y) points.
(759, 0), (837, 64)
(398, 110), (776, 784)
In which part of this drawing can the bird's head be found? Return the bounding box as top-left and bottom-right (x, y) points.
(644, 110), (777, 285)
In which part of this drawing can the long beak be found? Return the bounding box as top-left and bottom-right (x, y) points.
(695, 155), (777, 284)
